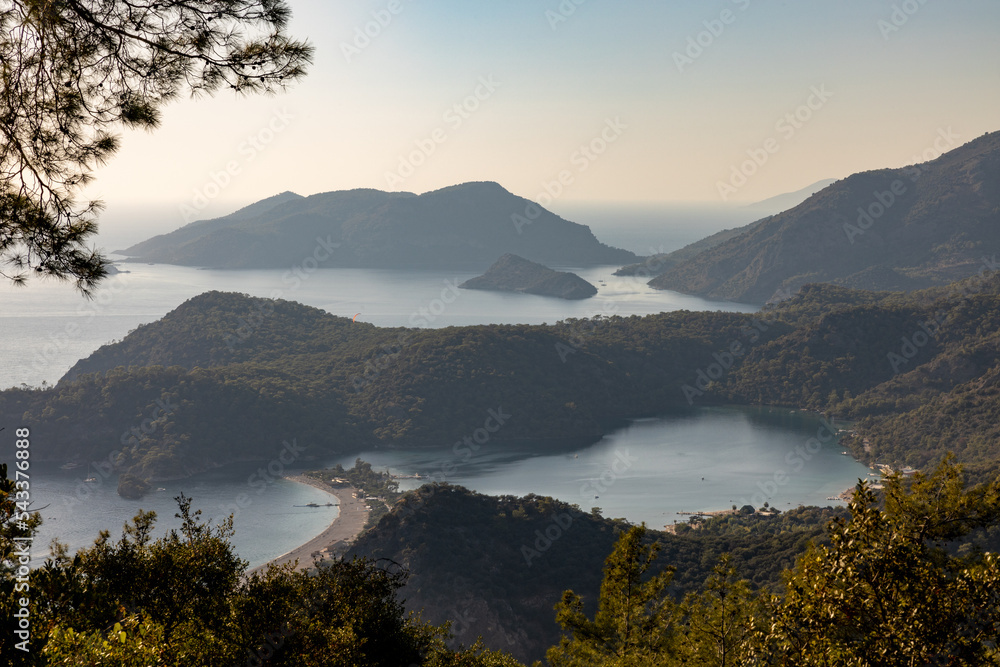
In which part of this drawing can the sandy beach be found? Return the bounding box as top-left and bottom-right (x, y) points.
(250, 475), (370, 574)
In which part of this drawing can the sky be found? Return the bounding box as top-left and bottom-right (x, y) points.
(85, 0), (1000, 244)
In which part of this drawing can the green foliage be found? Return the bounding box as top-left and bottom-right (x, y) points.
(42, 616), (166, 666)
(673, 555), (767, 666)
(547, 524), (677, 666)
(2, 490), (528, 666)
(0, 0), (312, 293)
(540, 457), (1000, 666)
(4, 276), (997, 490)
(349, 486), (843, 664)
(6, 456), (1000, 665)
(117, 472), (151, 499)
(763, 458), (1000, 665)
(5, 279), (1000, 488)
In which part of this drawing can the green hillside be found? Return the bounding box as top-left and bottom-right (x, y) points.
(3, 272), (999, 489)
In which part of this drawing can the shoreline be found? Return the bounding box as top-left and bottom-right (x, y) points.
(250, 475), (370, 575)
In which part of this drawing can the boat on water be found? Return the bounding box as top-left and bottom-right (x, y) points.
(83, 476), (98, 483)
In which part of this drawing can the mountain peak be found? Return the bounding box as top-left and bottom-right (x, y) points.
(119, 182), (636, 270)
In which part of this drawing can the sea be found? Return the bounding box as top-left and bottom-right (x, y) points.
(1, 202), (870, 568)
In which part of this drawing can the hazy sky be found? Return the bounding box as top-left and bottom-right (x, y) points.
(86, 0), (1000, 234)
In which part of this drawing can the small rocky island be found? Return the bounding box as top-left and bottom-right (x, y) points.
(117, 472), (152, 499)
(460, 254), (598, 300)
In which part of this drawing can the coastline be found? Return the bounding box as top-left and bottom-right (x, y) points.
(250, 475), (370, 575)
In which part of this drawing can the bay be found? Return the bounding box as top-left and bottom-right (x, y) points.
(327, 406), (870, 530)
(1, 243), (825, 571)
(27, 462), (340, 569)
(25, 406), (869, 567)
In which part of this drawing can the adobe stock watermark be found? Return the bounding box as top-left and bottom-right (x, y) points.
(340, 0), (414, 63)
(408, 279), (462, 327)
(512, 117), (627, 234)
(673, 0), (751, 73)
(522, 449), (638, 567)
(57, 398), (179, 515)
(877, 0), (932, 40)
(384, 76), (501, 188)
(350, 279), (463, 392)
(716, 85), (833, 202)
(219, 439), (307, 521)
(30, 271), (133, 376)
(224, 236), (341, 350)
(886, 312), (947, 374)
(545, 0), (587, 30)
(428, 407), (512, 483)
(394, 408), (512, 520)
(555, 306), (619, 363)
(843, 127), (960, 244)
(883, 254), (999, 375)
(180, 109), (294, 222)
(59, 449), (125, 513)
(736, 417), (838, 509)
(680, 289), (793, 405)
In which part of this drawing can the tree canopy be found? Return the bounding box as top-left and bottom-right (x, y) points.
(0, 0), (312, 294)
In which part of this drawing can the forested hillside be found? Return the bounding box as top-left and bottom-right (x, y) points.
(2, 271), (999, 488)
(348, 484), (839, 663)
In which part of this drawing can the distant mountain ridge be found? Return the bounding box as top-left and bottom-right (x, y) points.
(613, 181), (836, 280)
(743, 178), (838, 216)
(460, 254), (597, 300)
(120, 181), (636, 269)
(650, 131), (1000, 303)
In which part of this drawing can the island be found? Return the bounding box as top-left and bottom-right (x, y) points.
(117, 181), (637, 270)
(459, 253), (598, 300)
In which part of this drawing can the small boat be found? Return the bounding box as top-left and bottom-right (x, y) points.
(84, 476), (98, 483)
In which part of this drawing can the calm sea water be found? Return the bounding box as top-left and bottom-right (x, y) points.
(28, 462), (340, 569)
(0, 262), (755, 390)
(2, 203), (833, 568)
(25, 406), (868, 567)
(328, 406), (869, 529)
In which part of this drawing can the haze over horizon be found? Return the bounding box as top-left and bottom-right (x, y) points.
(84, 1), (999, 245)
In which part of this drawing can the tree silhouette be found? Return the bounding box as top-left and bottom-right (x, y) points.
(0, 0), (312, 294)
